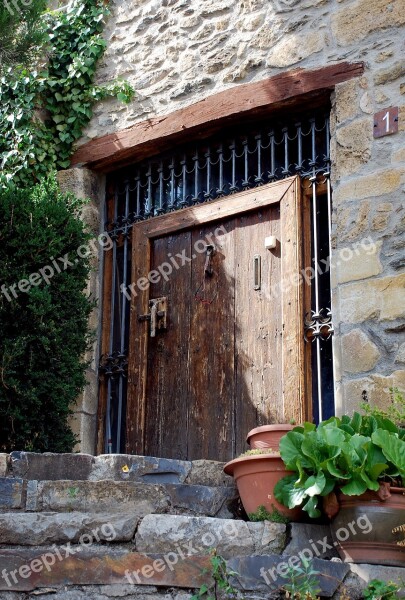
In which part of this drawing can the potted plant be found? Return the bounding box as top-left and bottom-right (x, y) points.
(273, 411), (405, 566)
(246, 423), (295, 451)
(223, 448), (302, 521)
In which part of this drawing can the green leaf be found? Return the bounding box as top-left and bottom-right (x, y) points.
(302, 496), (321, 518)
(340, 476), (368, 496)
(372, 429), (405, 479)
(304, 471), (326, 497)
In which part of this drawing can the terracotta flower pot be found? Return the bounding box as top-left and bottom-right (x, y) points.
(246, 424), (294, 451)
(330, 487), (405, 567)
(223, 453), (301, 520)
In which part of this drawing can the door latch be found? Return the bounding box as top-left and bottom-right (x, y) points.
(204, 244), (215, 276)
(138, 297), (168, 337)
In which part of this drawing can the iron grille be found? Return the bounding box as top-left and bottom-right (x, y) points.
(101, 112), (334, 454)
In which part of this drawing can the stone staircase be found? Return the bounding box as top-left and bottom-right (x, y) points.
(0, 452), (404, 600)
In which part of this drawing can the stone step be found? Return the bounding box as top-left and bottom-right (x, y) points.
(0, 513), (284, 550)
(0, 478), (237, 518)
(3, 452), (232, 487)
(0, 544), (353, 598)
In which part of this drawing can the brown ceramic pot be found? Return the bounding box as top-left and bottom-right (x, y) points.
(223, 453), (302, 520)
(246, 424), (294, 451)
(330, 487), (405, 567)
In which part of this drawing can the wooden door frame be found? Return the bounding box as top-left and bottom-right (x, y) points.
(125, 176), (306, 455)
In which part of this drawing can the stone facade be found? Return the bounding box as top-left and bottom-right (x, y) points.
(67, 0), (405, 451)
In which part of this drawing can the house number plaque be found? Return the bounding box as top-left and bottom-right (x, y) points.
(373, 106), (399, 138)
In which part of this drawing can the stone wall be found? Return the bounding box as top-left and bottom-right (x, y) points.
(71, 0), (405, 443)
(57, 169), (105, 454)
(1, 453), (404, 599)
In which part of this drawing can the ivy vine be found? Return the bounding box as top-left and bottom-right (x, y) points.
(0, 0), (134, 187)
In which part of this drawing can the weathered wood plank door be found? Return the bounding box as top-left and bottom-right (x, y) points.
(126, 176), (306, 461)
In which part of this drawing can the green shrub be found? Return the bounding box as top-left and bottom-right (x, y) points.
(0, 175), (93, 452)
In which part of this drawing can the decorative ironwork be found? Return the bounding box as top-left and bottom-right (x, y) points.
(304, 309), (334, 342)
(105, 114), (331, 238)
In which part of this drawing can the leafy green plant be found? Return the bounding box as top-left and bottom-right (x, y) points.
(0, 0), (48, 72)
(280, 557), (321, 599)
(0, 174), (93, 452)
(274, 413), (405, 518)
(362, 578), (400, 599)
(191, 549), (240, 600)
(361, 388), (405, 429)
(248, 504), (290, 524)
(0, 0), (134, 187)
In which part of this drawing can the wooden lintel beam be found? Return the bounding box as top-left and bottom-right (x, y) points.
(71, 61), (364, 172)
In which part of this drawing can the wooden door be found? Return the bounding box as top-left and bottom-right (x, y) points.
(126, 177), (306, 460)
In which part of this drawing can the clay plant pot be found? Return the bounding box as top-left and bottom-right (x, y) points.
(246, 424), (294, 451)
(330, 487), (405, 567)
(223, 453), (302, 520)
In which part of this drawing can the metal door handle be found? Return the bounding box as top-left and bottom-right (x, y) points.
(138, 297), (168, 337)
(253, 255), (261, 290)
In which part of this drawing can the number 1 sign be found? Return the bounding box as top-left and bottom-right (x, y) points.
(374, 106), (399, 138)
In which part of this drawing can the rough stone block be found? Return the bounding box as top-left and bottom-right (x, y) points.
(135, 514), (286, 558)
(336, 201), (370, 243)
(0, 454), (8, 477)
(342, 372), (405, 415)
(335, 118), (372, 176)
(283, 523), (339, 560)
(35, 480), (169, 515)
(334, 80), (359, 124)
(339, 274), (405, 324)
(341, 329), (381, 374)
(185, 460), (234, 487)
(228, 555), (349, 596)
(57, 168), (103, 210)
(265, 31), (325, 68)
(246, 521), (286, 555)
(0, 511), (138, 545)
(10, 452), (94, 481)
(334, 169), (402, 204)
(165, 484), (237, 518)
(335, 241), (382, 284)
(374, 62), (405, 86)
(349, 563), (405, 591)
(332, 0), (405, 45)
(25, 480), (39, 512)
(91, 454), (192, 483)
(0, 548), (211, 592)
(0, 478), (23, 509)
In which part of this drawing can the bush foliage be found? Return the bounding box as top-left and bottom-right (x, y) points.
(0, 177), (93, 452)
(0, 0), (48, 73)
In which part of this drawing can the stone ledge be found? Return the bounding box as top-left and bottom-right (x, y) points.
(0, 479), (237, 519)
(0, 549), (211, 592)
(0, 512), (139, 545)
(135, 514), (286, 558)
(7, 453), (234, 488)
(10, 452), (94, 481)
(0, 548), (349, 596)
